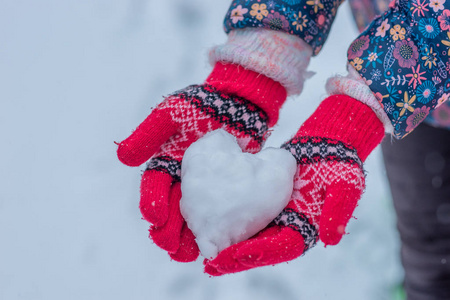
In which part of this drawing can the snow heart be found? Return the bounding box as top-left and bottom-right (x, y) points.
(180, 130), (297, 259)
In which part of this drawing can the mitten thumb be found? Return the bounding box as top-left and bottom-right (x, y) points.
(319, 173), (364, 246)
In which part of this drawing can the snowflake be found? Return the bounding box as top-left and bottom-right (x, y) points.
(371, 69), (382, 81)
(385, 102), (395, 114)
(267, 0), (276, 8)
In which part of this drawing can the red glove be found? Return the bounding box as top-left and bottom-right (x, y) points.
(117, 63), (287, 262)
(204, 94), (386, 275)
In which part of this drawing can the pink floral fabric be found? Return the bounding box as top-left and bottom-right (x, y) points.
(347, 0), (450, 138)
(224, 0), (450, 137)
(224, 0), (345, 56)
(348, 0), (450, 132)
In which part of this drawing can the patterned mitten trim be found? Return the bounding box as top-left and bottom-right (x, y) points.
(209, 28), (313, 96)
(147, 84), (270, 181)
(172, 84), (269, 143)
(146, 156), (182, 182)
(272, 208), (318, 252)
(281, 136), (363, 169)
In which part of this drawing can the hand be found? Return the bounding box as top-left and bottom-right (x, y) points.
(117, 63), (286, 262)
(204, 94), (386, 275)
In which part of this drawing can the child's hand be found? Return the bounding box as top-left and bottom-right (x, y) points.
(204, 94), (385, 275)
(204, 139), (365, 275)
(117, 63), (287, 262)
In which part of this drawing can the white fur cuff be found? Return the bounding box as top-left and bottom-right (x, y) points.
(209, 28), (313, 96)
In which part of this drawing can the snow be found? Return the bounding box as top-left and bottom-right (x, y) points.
(1, 1), (402, 299)
(180, 130), (297, 258)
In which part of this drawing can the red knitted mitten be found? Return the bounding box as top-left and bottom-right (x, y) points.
(204, 94), (385, 275)
(117, 62), (287, 262)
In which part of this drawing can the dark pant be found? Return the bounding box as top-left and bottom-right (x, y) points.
(382, 124), (450, 300)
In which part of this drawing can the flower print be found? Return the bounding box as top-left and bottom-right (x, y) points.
(445, 78), (450, 91)
(306, 0), (324, 14)
(350, 57), (364, 71)
(396, 91), (416, 116)
(406, 64), (427, 89)
(441, 32), (450, 55)
(348, 35), (370, 60)
(446, 79), (450, 91)
(376, 19), (391, 37)
(364, 48), (384, 68)
(434, 75), (443, 84)
(385, 102), (395, 114)
(387, 85), (401, 101)
(393, 40), (419, 68)
(282, 0), (303, 4)
(230, 5), (248, 24)
(314, 45), (323, 55)
(389, 0), (397, 9)
(364, 78), (373, 85)
(418, 18), (441, 39)
(331, 0), (344, 16)
(429, 0), (445, 12)
(412, 0), (429, 17)
(263, 12), (289, 31)
(437, 61), (448, 80)
(422, 47), (438, 69)
(375, 92), (384, 103)
(375, 92), (389, 109)
(316, 11), (327, 28)
(292, 11), (308, 31)
(432, 104), (450, 125)
(266, 0), (276, 9)
(406, 106), (430, 131)
(250, 3), (268, 21)
(371, 69), (382, 81)
(416, 38), (429, 53)
(438, 9), (450, 30)
(416, 81), (436, 103)
(304, 34), (313, 43)
(438, 86), (445, 95)
(390, 25), (406, 41)
(437, 92), (450, 106)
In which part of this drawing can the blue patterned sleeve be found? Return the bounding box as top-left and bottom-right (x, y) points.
(224, 0), (345, 56)
(348, 0), (450, 138)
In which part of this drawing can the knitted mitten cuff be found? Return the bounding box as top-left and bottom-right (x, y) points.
(326, 64), (394, 134)
(296, 95), (385, 161)
(206, 62), (286, 126)
(209, 28), (313, 96)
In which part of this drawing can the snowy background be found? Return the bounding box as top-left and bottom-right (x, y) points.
(1, 1), (402, 299)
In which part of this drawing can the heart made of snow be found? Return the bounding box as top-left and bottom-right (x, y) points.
(180, 129), (297, 259)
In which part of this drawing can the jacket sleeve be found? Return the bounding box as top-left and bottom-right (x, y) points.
(348, 0), (450, 138)
(223, 0), (346, 56)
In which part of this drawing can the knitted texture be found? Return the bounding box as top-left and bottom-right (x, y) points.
(117, 63), (285, 263)
(326, 64), (394, 133)
(297, 95), (385, 161)
(206, 62), (286, 126)
(209, 28), (313, 96)
(204, 95), (385, 276)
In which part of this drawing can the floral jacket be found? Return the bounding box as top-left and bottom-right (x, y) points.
(224, 0), (450, 138)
